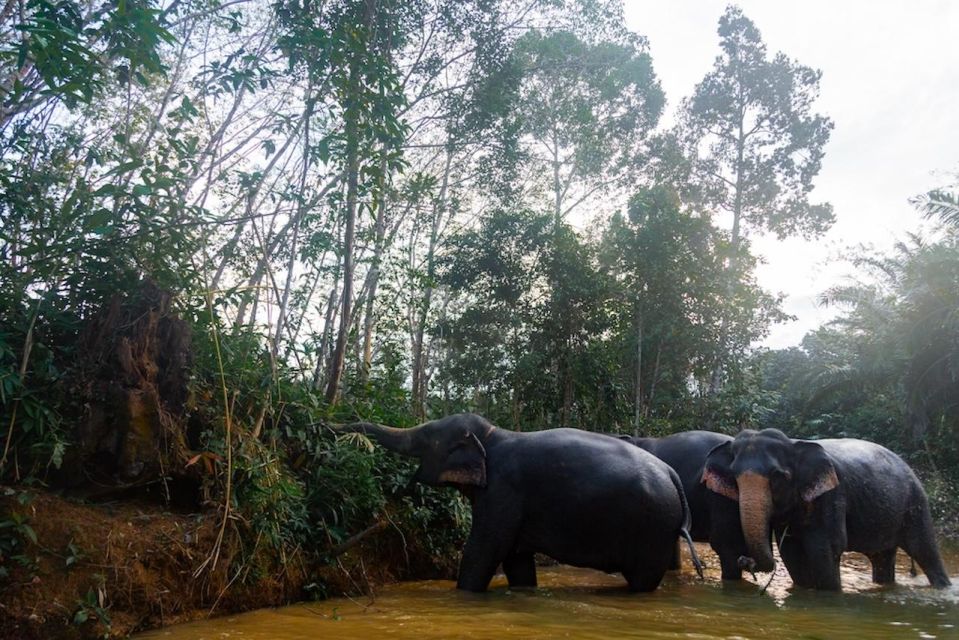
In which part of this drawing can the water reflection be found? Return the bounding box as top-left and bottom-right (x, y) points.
(137, 543), (959, 640)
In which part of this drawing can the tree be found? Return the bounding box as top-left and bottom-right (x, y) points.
(600, 185), (783, 431)
(602, 187), (716, 429)
(681, 5), (834, 393)
(439, 207), (552, 423)
(757, 223), (959, 474)
(911, 173), (959, 228)
(511, 29), (664, 227)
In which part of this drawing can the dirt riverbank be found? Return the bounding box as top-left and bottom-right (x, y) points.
(0, 489), (419, 639)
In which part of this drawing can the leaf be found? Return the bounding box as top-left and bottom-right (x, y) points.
(20, 523), (37, 544)
(339, 432), (375, 452)
(105, 159), (143, 177)
(82, 210), (112, 232)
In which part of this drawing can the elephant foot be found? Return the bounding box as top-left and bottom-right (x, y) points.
(624, 569), (666, 592)
(503, 552), (537, 589)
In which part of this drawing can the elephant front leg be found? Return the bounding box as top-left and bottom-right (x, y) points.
(502, 550), (537, 588)
(801, 531), (842, 591)
(713, 544), (743, 581)
(709, 497), (746, 581)
(456, 520), (517, 592)
(778, 531), (814, 589)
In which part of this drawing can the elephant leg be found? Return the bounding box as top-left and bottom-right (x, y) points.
(801, 531), (842, 591)
(716, 550), (743, 581)
(778, 531), (814, 589)
(502, 551), (537, 589)
(868, 548), (897, 584)
(624, 532), (675, 592)
(457, 531), (511, 592)
(456, 502), (521, 593)
(709, 497), (746, 581)
(900, 505), (952, 588)
(668, 538), (681, 571)
(623, 565), (667, 592)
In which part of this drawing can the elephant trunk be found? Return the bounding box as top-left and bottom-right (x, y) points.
(337, 421), (421, 456)
(736, 471), (776, 573)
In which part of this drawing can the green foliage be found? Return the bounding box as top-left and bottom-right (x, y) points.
(0, 0), (173, 123)
(15, 0), (955, 614)
(0, 488), (38, 579)
(680, 5), (834, 241)
(756, 226), (959, 483)
(911, 173), (959, 228)
(72, 574), (111, 638)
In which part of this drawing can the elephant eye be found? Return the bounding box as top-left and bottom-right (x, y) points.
(771, 467), (792, 481)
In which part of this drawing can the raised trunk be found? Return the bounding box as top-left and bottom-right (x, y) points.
(736, 471), (775, 572)
(339, 421), (421, 456)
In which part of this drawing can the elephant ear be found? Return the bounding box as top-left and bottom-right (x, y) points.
(702, 441), (739, 501)
(438, 432), (487, 488)
(794, 441), (839, 503)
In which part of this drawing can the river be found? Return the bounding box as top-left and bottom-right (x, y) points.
(136, 543), (959, 639)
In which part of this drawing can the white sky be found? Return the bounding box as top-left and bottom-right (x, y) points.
(623, 0), (959, 348)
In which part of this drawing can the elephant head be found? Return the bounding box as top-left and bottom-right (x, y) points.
(702, 429), (838, 572)
(336, 413), (493, 488)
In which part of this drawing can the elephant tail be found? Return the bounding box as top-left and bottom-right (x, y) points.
(669, 468), (704, 580)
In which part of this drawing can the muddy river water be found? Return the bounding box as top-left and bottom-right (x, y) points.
(137, 543), (959, 639)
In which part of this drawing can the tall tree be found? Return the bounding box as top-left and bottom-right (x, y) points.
(681, 6), (833, 393)
(276, 0), (412, 403)
(512, 29), (664, 227)
(500, 27), (664, 424)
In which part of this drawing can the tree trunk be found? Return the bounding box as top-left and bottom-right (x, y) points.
(633, 308), (643, 433)
(410, 149), (453, 418)
(324, 61), (361, 404)
(313, 280), (340, 391)
(708, 108), (747, 396)
(646, 340), (662, 417)
(272, 96), (314, 357)
(360, 155), (390, 381)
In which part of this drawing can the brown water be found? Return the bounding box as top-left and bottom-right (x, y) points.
(137, 544), (959, 639)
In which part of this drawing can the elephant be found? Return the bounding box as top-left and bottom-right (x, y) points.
(702, 428), (952, 590)
(619, 431), (750, 580)
(337, 413), (702, 593)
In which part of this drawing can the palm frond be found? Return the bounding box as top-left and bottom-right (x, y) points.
(911, 189), (959, 228)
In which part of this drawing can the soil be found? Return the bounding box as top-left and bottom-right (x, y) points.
(0, 489), (412, 639)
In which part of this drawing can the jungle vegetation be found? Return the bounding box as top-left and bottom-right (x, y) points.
(1, 0), (957, 609)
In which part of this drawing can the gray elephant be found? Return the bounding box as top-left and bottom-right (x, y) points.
(337, 413), (702, 592)
(703, 428), (952, 590)
(619, 430), (750, 579)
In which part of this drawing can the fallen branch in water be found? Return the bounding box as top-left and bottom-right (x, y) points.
(328, 519), (389, 558)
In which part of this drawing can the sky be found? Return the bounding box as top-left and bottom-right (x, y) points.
(623, 0), (959, 348)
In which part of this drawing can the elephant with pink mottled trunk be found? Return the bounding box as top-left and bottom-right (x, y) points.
(703, 428), (951, 590)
